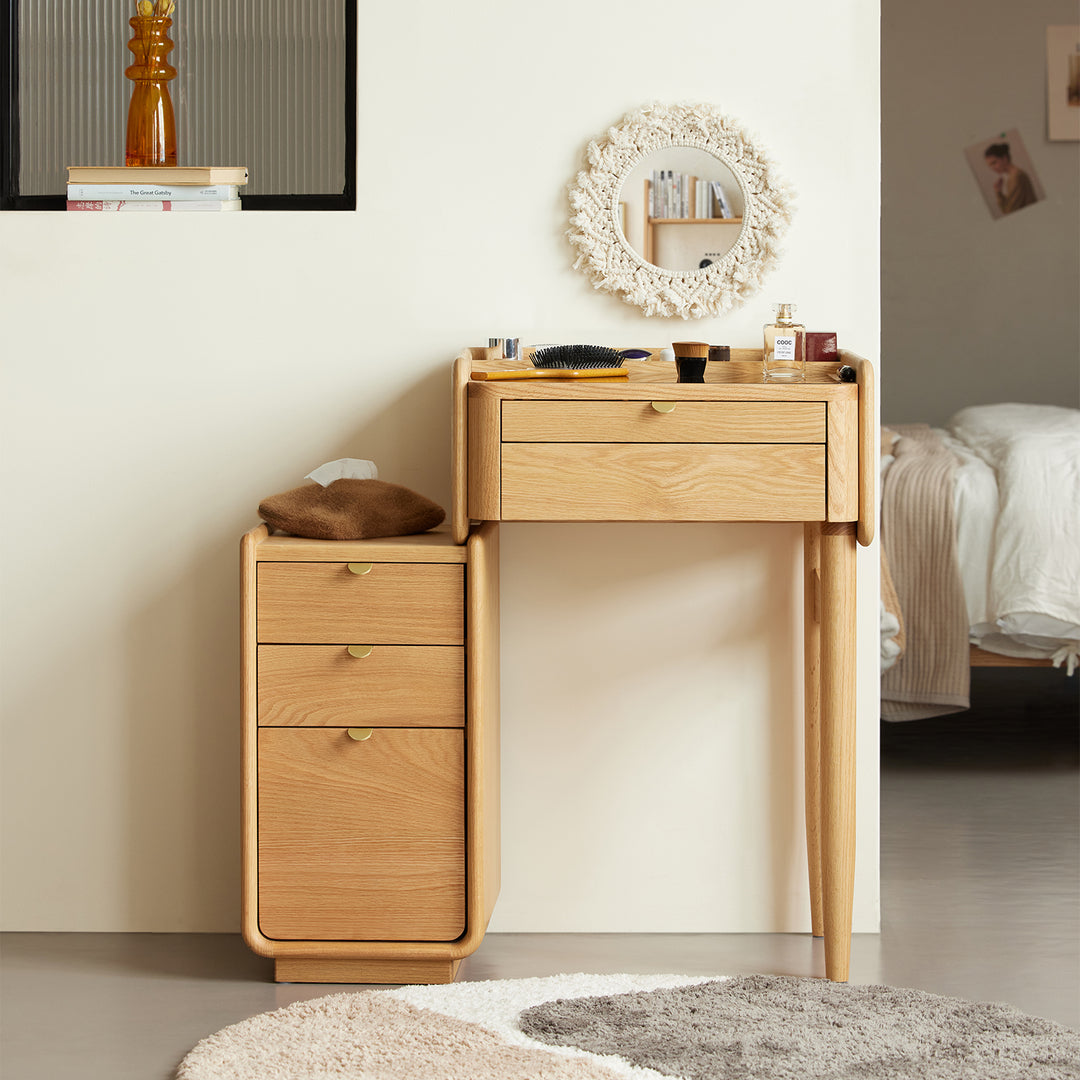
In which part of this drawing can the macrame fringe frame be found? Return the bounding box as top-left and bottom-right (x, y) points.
(567, 102), (796, 320)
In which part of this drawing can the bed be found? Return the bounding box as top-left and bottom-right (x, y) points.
(879, 403), (1079, 721)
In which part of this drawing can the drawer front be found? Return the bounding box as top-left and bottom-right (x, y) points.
(257, 562), (463, 644)
(502, 400), (826, 444)
(258, 645), (464, 727)
(501, 443), (825, 521)
(258, 727), (465, 941)
(258, 839), (465, 941)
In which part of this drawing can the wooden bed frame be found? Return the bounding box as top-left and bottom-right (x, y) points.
(970, 645), (1055, 668)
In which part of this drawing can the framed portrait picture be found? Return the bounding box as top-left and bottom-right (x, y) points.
(964, 129), (1046, 220)
(1047, 25), (1080, 141)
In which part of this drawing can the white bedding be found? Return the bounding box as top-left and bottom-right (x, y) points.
(938, 403), (1080, 673)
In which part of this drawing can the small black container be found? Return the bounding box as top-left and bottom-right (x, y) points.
(673, 341), (709, 383)
(675, 357), (707, 382)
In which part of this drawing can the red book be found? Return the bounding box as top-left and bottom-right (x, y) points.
(806, 332), (838, 363)
(66, 199), (241, 212)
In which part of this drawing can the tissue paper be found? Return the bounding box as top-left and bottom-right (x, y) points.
(305, 458), (378, 487)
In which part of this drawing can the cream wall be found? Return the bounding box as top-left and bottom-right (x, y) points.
(0, 0), (880, 933)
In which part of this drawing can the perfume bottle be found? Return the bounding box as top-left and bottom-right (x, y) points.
(762, 303), (806, 382)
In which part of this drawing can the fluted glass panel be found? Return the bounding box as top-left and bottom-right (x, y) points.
(17, 0), (346, 196)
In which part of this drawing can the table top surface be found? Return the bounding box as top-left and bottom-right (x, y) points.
(466, 359), (861, 402)
(245, 524), (468, 562)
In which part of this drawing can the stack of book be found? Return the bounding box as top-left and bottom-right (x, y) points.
(66, 165), (248, 212)
(649, 170), (734, 221)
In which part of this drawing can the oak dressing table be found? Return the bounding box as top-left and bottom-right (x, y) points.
(242, 345), (874, 985)
(452, 346), (875, 984)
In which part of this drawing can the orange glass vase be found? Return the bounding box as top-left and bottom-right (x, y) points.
(124, 15), (177, 167)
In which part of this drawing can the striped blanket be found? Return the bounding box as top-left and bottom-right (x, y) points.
(880, 425), (970, 721)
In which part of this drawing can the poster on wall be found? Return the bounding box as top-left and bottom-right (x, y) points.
(964, 129), (1046, 220)
(1046, 25), (1080, 141)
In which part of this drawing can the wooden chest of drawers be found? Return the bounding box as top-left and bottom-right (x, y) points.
(241, 524), (499, 984)
(457, 359), (862, 534)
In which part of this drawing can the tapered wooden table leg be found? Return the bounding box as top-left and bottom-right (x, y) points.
(803, 522), (824, 938)
(819, 521), (857, 982)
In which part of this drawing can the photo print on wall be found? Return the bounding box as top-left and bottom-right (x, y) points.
(1046, 25), (1080, 140)
(964, 128), (1046, 220)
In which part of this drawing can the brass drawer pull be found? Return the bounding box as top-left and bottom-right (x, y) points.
(347, 727), (374, 741)
(347, 645), (373, 659)
(347, 562), (374, 575)
(651, 401), (677, 414)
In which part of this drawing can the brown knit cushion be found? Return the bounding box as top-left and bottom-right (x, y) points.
(258, 479), (445, 540)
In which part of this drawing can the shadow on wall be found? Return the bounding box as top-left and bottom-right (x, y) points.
(497, 520), (806, 931)
(123, 530), (247, 931)
(121, 360), (458, 932)
(252, 363), (456, 515)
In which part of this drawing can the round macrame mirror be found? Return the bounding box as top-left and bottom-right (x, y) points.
(567, 103), (795, 319)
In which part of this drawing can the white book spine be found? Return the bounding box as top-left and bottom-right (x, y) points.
(66, 183), (240, 201)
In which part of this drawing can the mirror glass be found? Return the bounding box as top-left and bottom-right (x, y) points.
(618, 147), (745, 272)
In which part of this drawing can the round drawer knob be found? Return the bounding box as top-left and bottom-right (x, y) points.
(347, 645), (373, 659)
(347, 562), (374, 575)
(651, 401), (677, 414)
(347, 727), (374, 741)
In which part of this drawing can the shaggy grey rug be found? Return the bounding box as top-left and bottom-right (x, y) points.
(177, 972), (1080, 1079)
(520, 975), (1080, 1080)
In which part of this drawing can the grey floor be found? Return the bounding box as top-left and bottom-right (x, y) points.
(3, 669), (1077, 1080)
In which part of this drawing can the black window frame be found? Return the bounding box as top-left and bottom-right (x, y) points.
(0, 0), (357, 211)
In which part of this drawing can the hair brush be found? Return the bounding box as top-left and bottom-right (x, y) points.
(531, 345), (650, 369)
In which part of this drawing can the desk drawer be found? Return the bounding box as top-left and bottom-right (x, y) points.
(257, 563), (464, 644)
(258, 645), (465, 727)
(502, 400), (826, 443)
(501, 443), (825, 521)
(258, 727), (465, 941)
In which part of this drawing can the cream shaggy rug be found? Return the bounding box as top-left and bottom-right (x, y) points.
(176, 973), (1080, 1079)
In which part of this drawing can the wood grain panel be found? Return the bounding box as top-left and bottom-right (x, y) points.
(819, 522), (857, 982)
(467, 522), (501, 932)
(467, 390), (502, 521)
(258, 839), (465, 940)
(257, 563), (463, 644)
(970, 646), (1054, 667)
(250, 529), (467, 564)
(826, 398), (859, 522)
(844, 351), (876, 547)
(501, 443), (825, 521)
(802, 522), (824, 939)
(240, 525), (265, 954)
(258, 728), (466, 942)
(275, 957), (462, 984)
(258, 728), (464, 840)
(502, 401), (826, 443)
(451, 351), (474, 544)
(258, 645), (464, 727)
